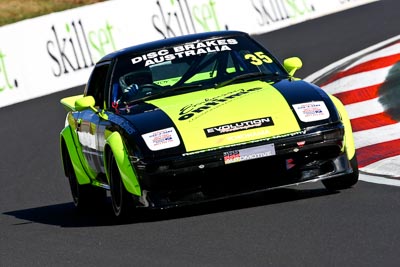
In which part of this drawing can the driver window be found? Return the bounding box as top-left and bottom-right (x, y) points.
(118, 69), (153, 103)
(85, 63), (110, 108)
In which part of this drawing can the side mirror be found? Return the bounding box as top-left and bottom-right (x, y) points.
(74, 95), (108, 120)
(75, 96), (96, 111)
(283, 57), (303, 76)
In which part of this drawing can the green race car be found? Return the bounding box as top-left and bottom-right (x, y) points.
(60, 30), (358, 218)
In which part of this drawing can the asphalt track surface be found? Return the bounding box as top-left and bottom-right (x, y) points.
(1, 1), (400, 266)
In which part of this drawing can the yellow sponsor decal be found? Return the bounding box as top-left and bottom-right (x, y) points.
(147, 81), (300, 152)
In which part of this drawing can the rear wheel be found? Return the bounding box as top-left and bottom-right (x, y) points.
(64, 152), (107, 210)
(322, 153), (359, 191)
(108, 153), (136, 219)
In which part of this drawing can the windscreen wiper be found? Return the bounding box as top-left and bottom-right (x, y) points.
(125, 84), (203, 105)
(214, 72), (283, 89)
(169, 83), (203, 92)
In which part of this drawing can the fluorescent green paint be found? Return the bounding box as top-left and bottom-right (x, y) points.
(283, 57), (303, 76)
(329, 94), (356, 159)
(106, 132), (141, 196)
(60, 94), (84, 112)
(60, 125), (92, 185)
(75, 95), (95, 111)
(148, 81), (301, 152)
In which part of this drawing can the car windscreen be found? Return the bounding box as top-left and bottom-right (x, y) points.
(111, 35), (288, 106)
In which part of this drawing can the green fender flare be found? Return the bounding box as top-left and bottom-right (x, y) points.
(60, 126), (91, 185)
(105, 132), (141, 196)
(329, 95), (356, 160)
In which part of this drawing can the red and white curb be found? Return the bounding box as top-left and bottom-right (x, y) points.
(306, 35), (400, 184)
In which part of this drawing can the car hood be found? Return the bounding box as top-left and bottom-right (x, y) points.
(126, 79), (335, 153)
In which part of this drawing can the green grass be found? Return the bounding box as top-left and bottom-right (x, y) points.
(0, 0), (105, 26)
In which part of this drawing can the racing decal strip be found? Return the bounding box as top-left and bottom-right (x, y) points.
(317, 41), (400, 177)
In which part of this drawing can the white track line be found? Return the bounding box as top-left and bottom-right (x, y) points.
(353, 122), (400, 148)
(305, 34), (400, 83)
(322, 66), (390, 94)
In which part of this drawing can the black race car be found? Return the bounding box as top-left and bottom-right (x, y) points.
(60, 30), (358, 218)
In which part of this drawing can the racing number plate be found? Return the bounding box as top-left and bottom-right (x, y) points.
(223, 144), (276, 164)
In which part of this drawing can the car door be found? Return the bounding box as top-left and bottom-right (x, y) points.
(75, 62), (111, 177)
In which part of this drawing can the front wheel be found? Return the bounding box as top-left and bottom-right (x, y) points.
(322, 154), (359, 191)
(108, 153), (136, 219)
(64, 152), (106, 210)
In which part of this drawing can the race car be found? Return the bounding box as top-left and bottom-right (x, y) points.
(60, 30), (358, 218)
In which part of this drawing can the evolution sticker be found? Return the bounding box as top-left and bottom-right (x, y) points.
(142, 127), (180, 151)
(292, 101), (330, 122)
(204, 117), (274, 137)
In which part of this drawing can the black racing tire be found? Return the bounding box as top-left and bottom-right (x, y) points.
(64, 151), (107, 210)
(108, 153), (136, 220)
(322, 153), (359, 191)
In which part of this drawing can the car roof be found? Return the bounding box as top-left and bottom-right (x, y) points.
(98, 30), (250, 63)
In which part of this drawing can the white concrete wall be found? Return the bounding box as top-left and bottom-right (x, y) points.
(0, 0), (377, 108)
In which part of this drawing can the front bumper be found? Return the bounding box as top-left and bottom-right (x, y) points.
(133, 123), (352, 208)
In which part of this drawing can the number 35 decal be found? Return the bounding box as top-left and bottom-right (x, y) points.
(244, 52), (273, 65)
